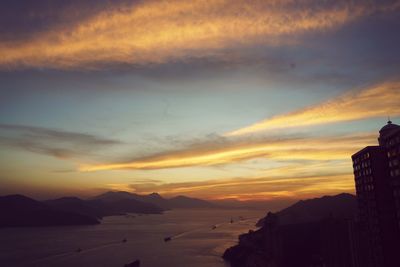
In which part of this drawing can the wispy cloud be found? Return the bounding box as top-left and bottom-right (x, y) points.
(80, 132), (375, 171)
(226, 80), (400, 136)
(1, 0), (398, 69)
(0, 124), (121, 159)
(120, 171), (354, 200)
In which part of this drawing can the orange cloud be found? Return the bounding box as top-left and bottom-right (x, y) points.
(1, 0), (397, 69)
(79, 132), (375, 171)
(117, 172), (354, 201)
(226, 81), (400, 136)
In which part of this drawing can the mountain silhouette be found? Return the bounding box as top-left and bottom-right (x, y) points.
(1, 192), (218, 227)
(137, 192), (171, 209)
(92, 198), (164, 215)
(91, 191), (216, 209)
(44, 197), (106, 219)
(90, 191), (167, 212)
(91, 191), (169, 209)
(224, 193), (357, 267)
(82, 192), (165, 215)
(168, 195), (216, 209)
(0, 195), (99, 227)
(256, 193), (356, 226)
(91, 191), (138, 202)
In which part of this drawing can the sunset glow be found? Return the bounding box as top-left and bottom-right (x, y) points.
(80, 132), (375, 171)
(1, 0), (399, 201)
(227, 81), (400, 136)
(1, 1), (398, 69)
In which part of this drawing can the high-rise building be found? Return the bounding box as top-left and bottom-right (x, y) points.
(378, 120), (400, 228)
(352, 121), (400, 267)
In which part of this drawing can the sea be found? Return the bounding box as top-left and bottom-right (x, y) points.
(0, 208), (265, 267)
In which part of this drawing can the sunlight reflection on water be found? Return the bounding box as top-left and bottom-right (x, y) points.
(0, 209), (264, 267)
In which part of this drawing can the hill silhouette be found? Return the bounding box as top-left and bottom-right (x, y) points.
(44, 197), (105, 219)
(256, 193), (356, 226)
(168, 195), (216, 208)
(224, 193), (357, 267)
(1, 191), (219, 227)
(0, 195), (99, 227)
(91, 191), (216, 209)
(48, 194), (164, 217)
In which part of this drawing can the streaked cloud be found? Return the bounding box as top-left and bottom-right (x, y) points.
(122, 172), (354, 200)
(1, 0), (398, 69)
(80, 132), (375, 171)
(1, 0), (397, 202)
(227, 80), (400, 136)
(0, 124), (121, 159)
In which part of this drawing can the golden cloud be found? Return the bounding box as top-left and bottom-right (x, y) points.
(1, 0), (397, 69)
(226, 81), (400, 136)
(79, 132), (375, 171)
(123, 172), (354, 200)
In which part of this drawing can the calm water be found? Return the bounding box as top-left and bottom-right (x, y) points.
(0, 209), (265, 267)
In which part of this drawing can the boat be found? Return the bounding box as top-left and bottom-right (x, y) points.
(230, 218), (234, 224)
(124, 259), (140, 267)
(212, 225), (217, 230)
(164, 237), (172, 242)
(76, 248), (82, 253)
(122, 238), (127, 243)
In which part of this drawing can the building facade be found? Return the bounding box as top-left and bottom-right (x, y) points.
(351, 121), (400, 267)
(378, 121), (400, 229)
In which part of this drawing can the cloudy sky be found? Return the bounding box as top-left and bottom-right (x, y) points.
(0, 0), (399, 200)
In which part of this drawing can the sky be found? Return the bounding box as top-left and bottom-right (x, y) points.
(0, 0), (399, 201)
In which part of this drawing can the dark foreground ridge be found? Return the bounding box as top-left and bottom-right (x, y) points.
(223, 193), (357, 267)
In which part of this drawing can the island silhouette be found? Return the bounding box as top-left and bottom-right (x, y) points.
(0, 191), (217, 227)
